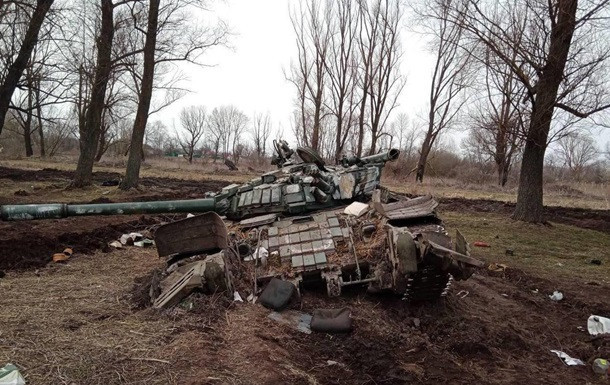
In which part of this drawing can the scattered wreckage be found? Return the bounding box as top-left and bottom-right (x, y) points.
(0, 141), (484, 316)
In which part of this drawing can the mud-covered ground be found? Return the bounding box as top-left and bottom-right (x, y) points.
(0, 166), (229, 270)
(0, 165), (608, 384)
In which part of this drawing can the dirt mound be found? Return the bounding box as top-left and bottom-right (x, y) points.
(0, 166), (121, 183)
(0, 215), (162, 271)
(247, 268), (609, 385)
(439, 197), (610, 234)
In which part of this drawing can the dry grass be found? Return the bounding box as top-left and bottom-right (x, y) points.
(440, 209), (610, 284)
(0, 244), (321, 384)
(0, 248), (184, 384)
(385, 175), (609, 210)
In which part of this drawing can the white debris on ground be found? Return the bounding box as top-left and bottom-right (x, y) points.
(549, 291), (564, 301)
(587, 315), (610, 335)
(550, 350), (585, 366)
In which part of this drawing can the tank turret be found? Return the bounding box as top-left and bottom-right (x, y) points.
(1, 144), (399, 221)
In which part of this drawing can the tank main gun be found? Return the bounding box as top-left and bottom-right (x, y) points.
(1, 144), (399, 221)
(0, 199), (219, 221)
(340, 148), (400, 167)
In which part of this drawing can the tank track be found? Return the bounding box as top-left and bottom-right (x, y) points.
(402, 264), (452, 302)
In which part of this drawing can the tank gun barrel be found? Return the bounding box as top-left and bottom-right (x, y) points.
(341, 148), (400, 167)
(0, 198), (218, 221)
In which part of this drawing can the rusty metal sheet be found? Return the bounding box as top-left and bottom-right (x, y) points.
(239, 213), (278, 229)
(421, 231), (452, 249)
(382, 195), (438, 220)
(427, 241), (485, 267)
(155, 212), (227, 258)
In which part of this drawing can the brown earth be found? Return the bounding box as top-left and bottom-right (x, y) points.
(0, 166), (229, 270)
(0, 166), (608, 384)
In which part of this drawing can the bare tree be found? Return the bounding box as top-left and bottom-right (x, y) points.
(415, 0), (471, 182)
(446, 0), (610, 222)
(120, 0), (229, 189)
(390, 112), (418, 160)
(554, 131), (599, 181)
(177, 105), (206, 163)
(207, 105), (248, 163)
(251, 112), (272, 160)
(144, 120), (169, 156)
(286, 0), (404, 157)
(288, 0), (331, 151)
(72, 0), (115, 187)
(325, 0), (358, 162)
(0, 0), (54, 136)
(358, 0), (405, 156)
(120, 0), (159, 189)
(466, 47), (527, 186)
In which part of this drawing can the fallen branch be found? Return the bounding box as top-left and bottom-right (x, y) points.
(128, 357), (170, 364)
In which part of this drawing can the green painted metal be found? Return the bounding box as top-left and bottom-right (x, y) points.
(1, 198), (217, 221)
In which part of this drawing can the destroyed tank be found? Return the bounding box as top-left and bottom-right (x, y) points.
(1, 140), (400, 221)
(0, 141), (483, 305)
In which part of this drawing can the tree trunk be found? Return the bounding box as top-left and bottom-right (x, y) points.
(334, 113), (343, 164)
(357, 92), (367, 157)
(497, 159), (510, 187)
(94, 127), (106, 162)
(368, 126), (378, 156)
(512, 0), (577, 222)
(24, 117), (33, 157)
(24, 81), (34, 157)
(72, 0), (114, 188)
(312, 91), (322, 151)
(120, 0), (159, 190)
(35, 84), (45, 157)
(0, 0), (53, 135)
(415, 123), (436, 182)
(415, 132), (433, 183)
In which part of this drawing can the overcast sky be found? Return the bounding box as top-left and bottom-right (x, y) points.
(156, 0), (610, 154)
